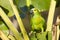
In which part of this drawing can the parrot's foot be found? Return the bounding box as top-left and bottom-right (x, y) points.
(41, 30), (43, 33)
(29, 31), (36, 36)
(41, 28), (44, 33)
(29, 31), (33, 36)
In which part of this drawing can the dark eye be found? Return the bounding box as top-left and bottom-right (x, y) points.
(34, 9), (36, 11)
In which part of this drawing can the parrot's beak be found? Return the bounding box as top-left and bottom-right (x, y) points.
(30, 10), (33, 14)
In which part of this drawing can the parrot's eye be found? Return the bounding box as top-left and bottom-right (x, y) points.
(34, 9), (36, 11)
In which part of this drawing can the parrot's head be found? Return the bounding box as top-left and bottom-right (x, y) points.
(30, 8), (40, 14)
(31, 8), (38, 13)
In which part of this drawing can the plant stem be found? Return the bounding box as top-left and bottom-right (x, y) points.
(0, 8), (22, 40)
(8, 35), (15, 40)
(8, 0), (29, 40)
(0, 30), (9, 40)
(56, 16), (60, 40)
(46, 0), (56, 31)
(26, 0), (31, 7)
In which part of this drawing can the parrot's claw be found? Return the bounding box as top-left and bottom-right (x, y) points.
(29, 31), (36, 36)
(29, 31), (33, 36)
(41, 30), (43, 33)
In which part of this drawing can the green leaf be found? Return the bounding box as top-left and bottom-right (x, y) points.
(0, 21), (9, 36)
(0, 0), (14, 17)
(36, 32), (47, 40)
(14, 0), (26, 8)
(31, 0), (51, 11)
(30, 33), (37, 40)
(0, 30), (9, 40)
(0, 7), (23, 40)
(8, 35), (16, 40)
(14, 0), (51, 11)
(48, 31), (52, 40)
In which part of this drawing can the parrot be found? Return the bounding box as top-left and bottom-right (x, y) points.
(30, 8), (45, 33)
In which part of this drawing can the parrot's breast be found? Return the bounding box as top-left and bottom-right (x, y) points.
(31, 14), (45, 31)
(32, 16), (44, 25)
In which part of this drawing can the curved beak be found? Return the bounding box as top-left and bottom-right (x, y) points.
(30, 10), (33, 14)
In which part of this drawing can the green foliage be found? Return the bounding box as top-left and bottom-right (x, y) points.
(31, 0), (51, 11)
(0, 8), (23, 40)
(14, 0), (51, 11)
(30, 33), (37, 40)
(36, 32), (47, 40)
(14, 0), (26, 8)
(0, 21), (9, 36)
(48, 31), (52, 40)
(0, 0), (14, 17)
(0, 0), (54, 40)
(30, 32), (52, 40)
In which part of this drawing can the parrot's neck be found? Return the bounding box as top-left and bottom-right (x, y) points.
(34, 12), (41, 16)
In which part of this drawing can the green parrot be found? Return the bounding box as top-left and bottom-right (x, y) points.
(30, 8), (45, 33)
